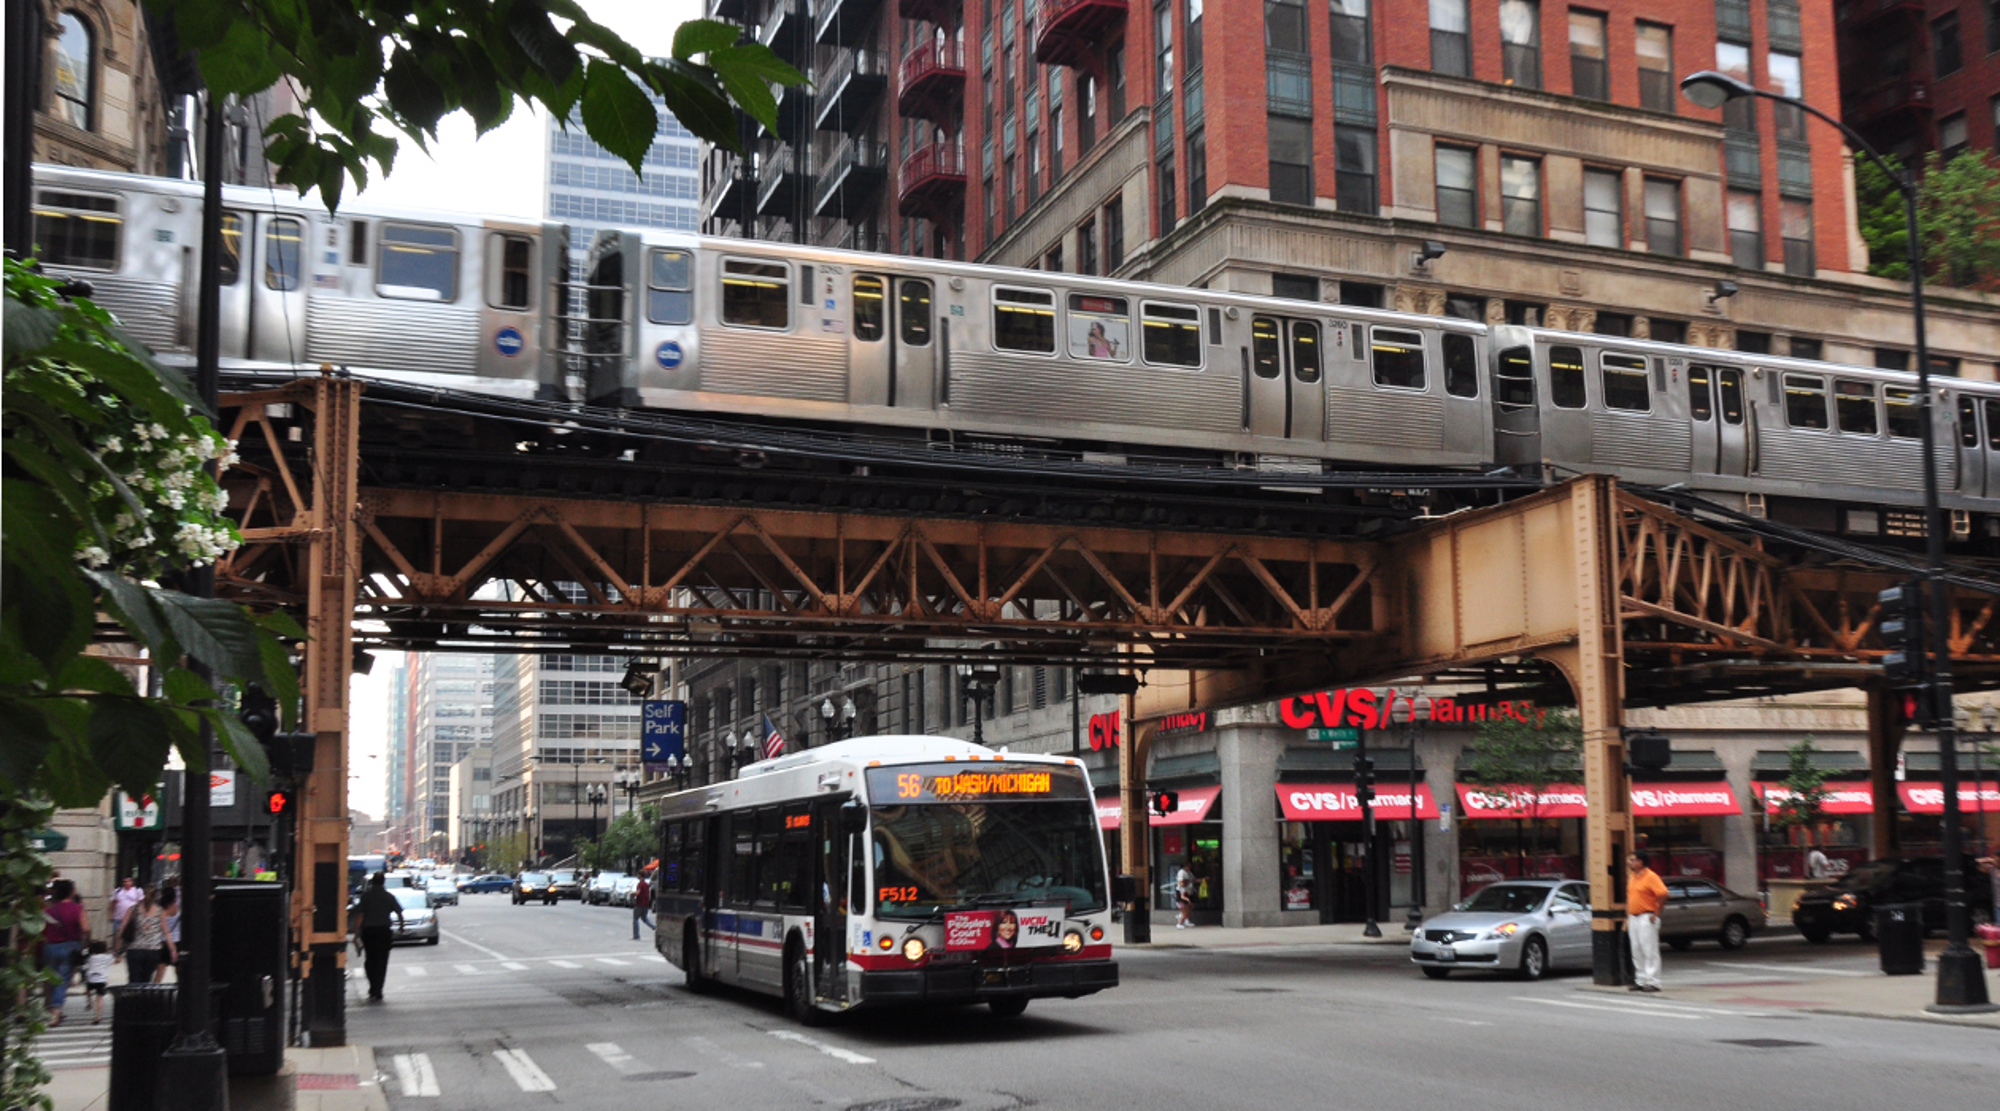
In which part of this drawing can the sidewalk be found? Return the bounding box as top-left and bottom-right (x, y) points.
(45, 1044), (386, 1111)
(1129, 922), (1414, 948)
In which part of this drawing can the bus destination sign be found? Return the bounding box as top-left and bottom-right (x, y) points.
(865, 762), (1090, 804)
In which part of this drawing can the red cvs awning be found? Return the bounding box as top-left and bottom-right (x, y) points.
(1276, 783), (1439, 821)
(1897, 781), (2000, 813)
(1757, 782), (1875, 815)
(1630, 781), (1742, 816)
(1096, 784), (1223, 830)
(1456, 784), (1588, 820)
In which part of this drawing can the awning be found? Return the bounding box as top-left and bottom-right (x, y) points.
(1631, 781), (1742, 816)
(1276, 783), (1439, 821)
(1095, 784), (1223, 829)
(1897, 781), (2000, 813)
(1456, 784), (1588, 820)
(1756, 782), (1875, 815)
(1096, 796), (1122, 831)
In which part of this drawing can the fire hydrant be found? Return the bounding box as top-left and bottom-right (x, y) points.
(1976, 922), (2000, 970)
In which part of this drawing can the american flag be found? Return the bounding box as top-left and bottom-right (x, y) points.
(761, 714), (787, 760)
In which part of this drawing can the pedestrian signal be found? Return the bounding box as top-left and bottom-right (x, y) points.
(1149, 790), (1179, 817)
(265, 789), (292, 816)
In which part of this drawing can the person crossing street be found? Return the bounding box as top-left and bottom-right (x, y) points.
(1625, 853), (1670, 993)
(632, 874), (653, 940)
(353, 873), (405, 1002)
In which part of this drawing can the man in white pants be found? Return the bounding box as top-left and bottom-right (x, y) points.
(1625, 853), (1669, 993)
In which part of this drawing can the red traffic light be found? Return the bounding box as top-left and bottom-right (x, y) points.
(266, 789), (292, 815)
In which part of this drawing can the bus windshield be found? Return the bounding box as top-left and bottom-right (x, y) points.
(865, 763), (1106, 919)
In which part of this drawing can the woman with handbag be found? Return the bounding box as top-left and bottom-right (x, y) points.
(42, 880), (89, 1026)
(119, 886), (176, 984)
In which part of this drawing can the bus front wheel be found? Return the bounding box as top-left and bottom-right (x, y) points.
(683, 932), (713, 995)
(989, 996), (1029, 1018)
(786, 943), (825, 1026)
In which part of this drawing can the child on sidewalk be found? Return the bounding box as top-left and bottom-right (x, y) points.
(83, 940), (114, 1024)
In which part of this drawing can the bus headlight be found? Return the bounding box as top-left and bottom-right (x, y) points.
(1062, 931), (1084, 954)
(902, 937), (926, 962)
(1088, 926), (1104, 942)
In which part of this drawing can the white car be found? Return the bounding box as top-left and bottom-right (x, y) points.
(611, 875), (641, 907)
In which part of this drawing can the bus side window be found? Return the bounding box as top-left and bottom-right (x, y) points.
(780, 806), (812, 912)
(754, 808), (788, 906)
(1688, 365), (1713, 421)
(663, 822), (683, 893)
(727, 812), (757, 909)
(1549, 346), (1586, 408)
(853, 274), (886, 341)
(1443, 333), (1478, 398)
(685, 820), (707, 901)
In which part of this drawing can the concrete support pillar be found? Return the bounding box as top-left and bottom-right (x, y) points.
(1867, 688), (1904, 859)
(1120, 712), (1155, 944)
(1220, 724), (1282, 928)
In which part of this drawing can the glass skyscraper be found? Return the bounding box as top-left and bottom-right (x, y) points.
(543, 94), (702, 264)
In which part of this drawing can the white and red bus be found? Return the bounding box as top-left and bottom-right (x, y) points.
(653, 735), (1119, 1021)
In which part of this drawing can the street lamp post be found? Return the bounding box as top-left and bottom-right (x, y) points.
(1398, 693), (1435, 931)
(821, 696), (858, 743)
(1680, 68), (1990, 1013)
(956, 665), (1000, 746)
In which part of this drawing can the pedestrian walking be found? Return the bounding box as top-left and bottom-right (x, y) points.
(42, 879), (89, 1026)
(353, 873), (404, 1002)
(83, 941), (114, 1023)
(153, 884), (180, 982)
(1625, 853), (1670, 993)
(1173, 865), (1194, 929)
(117, 886), (175, 988)
(109, 876), (143, 938)
(632, 875), (654, 940)
(1805, 846), (1831, 879)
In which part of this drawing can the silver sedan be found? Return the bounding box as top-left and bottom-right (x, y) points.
(391, 889), (440, 945)
(1410, 880), (1594, 981)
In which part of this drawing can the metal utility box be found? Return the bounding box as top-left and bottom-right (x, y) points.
(1875, 902), (1925, 976)
(211, 880), (289, 1074)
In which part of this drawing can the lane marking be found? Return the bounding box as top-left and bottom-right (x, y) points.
(549, 960), (582, 969)
(587, 1042), (642, 1074)
(392, 1053), (440, 1097)
(493, 1048), (556, 1092)
(405, 966), (429, 977)
(1703, 961), (1871, 978)
(1511, 997), (1701, 1020)
(452, 964), (485, 976)
(440, 931), (513, 961)
(685, 1035), (764, 1070)
(500, 962), (529, 971)
(1609, 997), (1775, 1018)
(595, 958), (630, 966)
(767, 1029), (877, 1064)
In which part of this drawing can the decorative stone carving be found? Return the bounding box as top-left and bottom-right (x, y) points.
(1632, 316), (1652, 340)
(1394, 284), (1448, 315)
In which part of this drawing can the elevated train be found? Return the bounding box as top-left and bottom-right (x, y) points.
(32, 164), (2000, 545)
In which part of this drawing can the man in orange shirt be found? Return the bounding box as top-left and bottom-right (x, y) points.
(1626, 853), (1670, 993)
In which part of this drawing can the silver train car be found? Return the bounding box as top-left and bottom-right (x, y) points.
(30, 163), (2000, 544)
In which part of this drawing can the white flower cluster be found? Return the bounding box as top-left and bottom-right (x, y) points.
(75, 419), (240, 576)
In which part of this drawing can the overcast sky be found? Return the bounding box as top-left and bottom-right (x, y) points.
(347, 0), (701, 821)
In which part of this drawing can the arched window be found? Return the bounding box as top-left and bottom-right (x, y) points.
(50, 12), (94, 130)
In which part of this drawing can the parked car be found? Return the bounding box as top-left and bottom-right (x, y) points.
(1410, 880), (1594, 981)
(1660, 878), (1765, 950)
(461, 874), (513, 894)
(423, 876), (459, 908)
(586, 872), (627, 905)
(514, 871), (557, 905)
(611, 875), (640, 907)
(549, 871), (582, 900)
(391, 888), (440, 945)
(1792, 856), (1994, 943)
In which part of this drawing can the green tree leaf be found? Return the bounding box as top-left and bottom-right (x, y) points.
(148, 589), (268, 684)
(87, 696), (177, 797)
(671, 18), (744, 60)
(580, 58), (660, 176)
(505, 0), (579, 83)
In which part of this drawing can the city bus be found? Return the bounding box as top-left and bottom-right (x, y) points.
(653, 735), (1119, 1022)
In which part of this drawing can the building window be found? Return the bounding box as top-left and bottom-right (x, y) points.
(1501, 0), (1541, 88)
(1716, 41), (1754, 133)
(1435, 145), (1477, 227)
(1267, 0), (1308, 52)
(1788, 336), (1822, 360)
(1268, 115), (1314, 205)
(1159, 154), (1178, 232)
(1643, 177), (1682, 256)
(1188, 0), (1205, 71)
(1431, 0), (1471, 75)
(49, 12), (93, 130)
(1500, 155), (1541, 236)
(1335, 125), (1377, 213)
(1933, 11), (1962, 77)
(1156, 1), (1175, 97)
(1768, 51), (1805, 141)
(1583, 168), (1622, 247)
(1080, 76), (1096, 154)
(1003, 154), (1017, 222)
(984, 175), (996, 241)
(1046, 244), (1064, 270)
(1273, 273), (1319, 300)
(1736, 329), (1771, 354)
(1990, 0), (2000, 53)
(1727, 190), (1762, 269)
(1187, 128), (1208, 213)
(1569, 10), (1608, 100)
(1636, 22), (1674, 112)
(1594, 312), (1632, 337)
(1104, 198), (1125, 270)
(1780, 198), (1813, 275)
(1939, 112), (1967, 161)
(1340, 280), (1384, 307)
(1331, 0), (1371, 65)
(1078, 214), (1098, 275)
(1050, 105), (1064, 177)
(1992, 95), (2000, 151)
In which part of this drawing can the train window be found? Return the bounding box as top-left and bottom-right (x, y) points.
(1251, 317), (1283, 379)
(900, 279), (933, 345)
(647, 249), (693, 324)
(993, 287), (1056, 353)
(1885, 388), (1922, 439)
(376, 223), (459, 300)
(348, 220), (367, 265)
(1688, 365), (1713, 421)
(1602, 353), (1650, 412)
(1986, 400), (2000, 450)
(1069, 294), (1131, 360)
(1717, 368), (1744, 424)
(852, 275), (886, 340)
(1549, 346), (1586, 408)
(31, 189), (121, 271)
(217, 213), (243, 287)
(1371, 327), (1426, 391)
(1444, 334), (1478, 398)
(1496, 347), (1535, 409)
(1208, 307), (1223, 346)
(1291, 321), (1321, 384)
(486, 233), (533, 311)
(1835, 381), (1878, 435)
(721, 258), (790, 329)
(264, 218), (304, 292)
(1962, 397), (1982, 448)
(1784, 374), (1830, 430)
(1142, 302), (1203, 367)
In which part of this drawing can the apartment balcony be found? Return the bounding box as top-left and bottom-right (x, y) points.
(815, 49), (890, 132)
(897, 41), (966, 122)
(755, 144), (807, 215)
(1845, 77), (1932, 125)
(896, 141), (965, 218)
(704, 152), (750, 221)
(898, 0), (951, 26)
(757, 0), (807, 65)
(1837, 0), (1925, 30)
(814, 139), (890, 218)
(815, 0), (883, 46)
(1033, 0), (1126, 69)
(708, 0), (750, 23)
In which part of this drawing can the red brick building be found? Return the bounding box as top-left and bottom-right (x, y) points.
(1838, 0), (2000, 162)
(703, 0), (2000, 373)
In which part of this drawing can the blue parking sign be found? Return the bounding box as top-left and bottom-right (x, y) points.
(642, 700), (687, 772)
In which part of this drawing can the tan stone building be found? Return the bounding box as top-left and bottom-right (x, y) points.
(32, 0), (172, 175)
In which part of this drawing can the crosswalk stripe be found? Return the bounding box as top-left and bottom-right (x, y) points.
(500, 962), (529, 971)
(1512, 997), (1701, 1020)
(1703, 960), (1871, 978)
(586, 1042), (641, 1074)
(493, 1048), (556, 1092)
(453, 964), (484, 975)
(767, 1029), (876, 1064)
(406, 966), (429, 977)
(392, 1053), (440, 1097)
(594, 958), (629, 966)
(549, 960), (582, 969)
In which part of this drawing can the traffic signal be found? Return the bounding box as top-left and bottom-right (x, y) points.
(265, 789), (293, 817)
(1878, 580), (1926, 686)
(1352, 756), (1376, 806)
(239, 686), (279, 745)
(1149, 790), (1180, 817)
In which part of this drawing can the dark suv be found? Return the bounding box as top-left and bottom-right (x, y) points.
(1792, 856), (1994, 943)
(513, 871), (556, 905)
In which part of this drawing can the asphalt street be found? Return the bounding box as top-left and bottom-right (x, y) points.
(350, 895), (1997, 1111)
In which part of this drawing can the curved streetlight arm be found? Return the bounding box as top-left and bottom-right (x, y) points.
(1679, 70), (1912, 194)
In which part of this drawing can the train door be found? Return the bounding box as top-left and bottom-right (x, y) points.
(1245, 316), (1322, 439)
(1714, 367), (1749, 476)
(1438, 332), (1485, 457)
(895, 278), (937, 409)
(476, 227), (538, 382)
(247, 212), (309, 364)
(1491, 344), (1541, 465)
(1955, 395), (1986, 498)
(1287, 320), (1325, 442)
(1982, 399), (2000, 499)
(211, 211), (251, 360)
(1539, 342), (1592, 463)
(1688, 364), (1717, 473)
(848, 273), (891, 406)
(811, 799), (850, 1004)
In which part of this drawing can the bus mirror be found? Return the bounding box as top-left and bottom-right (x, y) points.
(839, 800), (867, 835)
(1113, 874), (1138, 904)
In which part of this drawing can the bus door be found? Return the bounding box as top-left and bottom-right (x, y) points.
(1245, 316), (1322, 439)
(812, 798), (852, 1004)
